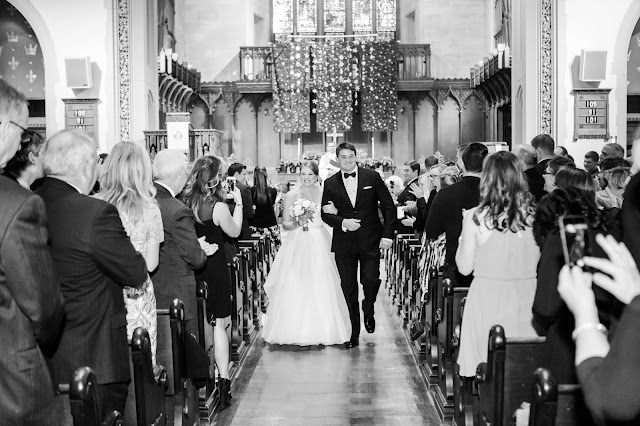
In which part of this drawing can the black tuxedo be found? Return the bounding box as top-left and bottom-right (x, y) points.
(36, 178), (147, 413)
(0, 176), (64, 424)
(321, 167), (396, 339)
(395, 176), (419, 234)
(151, 183), (207, 335)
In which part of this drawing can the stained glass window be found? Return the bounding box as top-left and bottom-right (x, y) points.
(324, 0), (345, 34)
(376, 0), (396, 34)
(273, 0), (293, 35)
(353, 0), (373, 34)
(297, 0), (317, 35)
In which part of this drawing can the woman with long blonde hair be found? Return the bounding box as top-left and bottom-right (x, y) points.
(455, 151), (539, 378)
(94, 141), (164, 364)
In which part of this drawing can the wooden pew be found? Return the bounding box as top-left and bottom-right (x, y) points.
(528, 368), (595, 426)
(475, 325), (546, 426)
(400, 239), (421, 325)
(424, 271), (444, 385)
(228, 256), (247, 364)
(59, 366), (123, 426)
(397, 235), (419, 316)
(157, 300), (198, 426)
(434, 280), (469, 423)
(238, 239), (261, 335)
(124, 327), (167, 426)
(195, 281), (216, 421)
(407, 243), (425, 360)
(392, 234), (414, 307)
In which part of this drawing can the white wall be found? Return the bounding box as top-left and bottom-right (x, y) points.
(556, 0), (639, 163)
(10, 0), (158, 152)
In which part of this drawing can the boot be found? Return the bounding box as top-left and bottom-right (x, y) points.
(217, 378), (232, 410)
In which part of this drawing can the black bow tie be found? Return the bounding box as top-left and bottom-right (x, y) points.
(344, 172), (356, 179)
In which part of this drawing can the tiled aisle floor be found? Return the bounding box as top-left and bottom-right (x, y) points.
(213, 285), (443, 425)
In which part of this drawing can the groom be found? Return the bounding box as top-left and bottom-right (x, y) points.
(321, 142), (396, 348)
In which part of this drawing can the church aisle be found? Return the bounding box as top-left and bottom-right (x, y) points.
(213, 287), (442, 425)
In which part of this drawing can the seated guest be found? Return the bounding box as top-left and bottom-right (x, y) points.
(0, 79), (64, 424)
(425, 143), (488, 288)
(558, 235), (640, 424)
(2, 130), (44, 190)
(531, 133), (555, 175)
(151, 149), (215, 337)
(596, 166), (630, 210)
(249, 166), (282, 245)
(37, 130), (148, 421)
(543, 156), (575, 193)
(94, 142), (164, 365)
(455, 151), (539, 378)
(396, 160), (421, 233)
(532, 187), (620, 384)
(513, 144), (545, 202)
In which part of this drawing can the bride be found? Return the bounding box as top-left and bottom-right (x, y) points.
(262, 160), (352, 346)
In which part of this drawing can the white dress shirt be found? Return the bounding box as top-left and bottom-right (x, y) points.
(341, 167), (358, 207)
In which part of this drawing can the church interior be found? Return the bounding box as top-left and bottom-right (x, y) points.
(2, 0), (640, 425)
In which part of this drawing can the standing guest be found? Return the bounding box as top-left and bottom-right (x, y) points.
(425, 143), (488, 288)
(542, 156), (575, 193)
(182, 155), (243, 410)
(584, 151), (600, 178)
(396, 159), (421, 233)
(456, 151), (539, 378)
(94, 142), (164, 365)
(319, 140), (340, 181)
(554, 146), (569, 157)
(227, 162), (254, 239)
(531, 134), (555, 176)
(249, 165), (282, 246)
(423, 155), (439, 172)
(600, 142), (625, 161)
(596, 167), (630, 210)
(151, 149), (216, 337)
(37, 130), (147, 422)
(3, 130), (44, 190)
(384, 175), (404, 201)
(513, 144), (545, 202)
(598, 157), (631, 190)
(0, 79), (64, 425)
(412, 164), (447, 235)
(555, 168), (598, 193)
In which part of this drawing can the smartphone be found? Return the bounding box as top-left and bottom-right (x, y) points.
(226, 177), (236, 199)
(558, 215), (590, 267)
(396, 205), (406, 220)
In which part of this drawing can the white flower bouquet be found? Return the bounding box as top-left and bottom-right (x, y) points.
(289, 198), (318, 231)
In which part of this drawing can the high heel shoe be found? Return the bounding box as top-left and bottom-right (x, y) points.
(217, 378), (232, 410)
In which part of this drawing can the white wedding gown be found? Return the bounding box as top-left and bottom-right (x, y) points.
(262, 192), (352, 346)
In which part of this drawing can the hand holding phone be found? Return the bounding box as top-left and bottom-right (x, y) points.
(226, 177), (236, 199)
(558, 215), (590, 267)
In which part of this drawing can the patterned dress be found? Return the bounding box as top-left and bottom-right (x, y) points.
(120, 204), (164, 365)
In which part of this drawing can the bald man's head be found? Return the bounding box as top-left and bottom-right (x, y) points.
(153, 149), (189, 194)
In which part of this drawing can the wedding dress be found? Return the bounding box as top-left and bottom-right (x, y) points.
(262, 188), (351, 346)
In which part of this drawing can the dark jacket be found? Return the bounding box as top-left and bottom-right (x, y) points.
(524, 167), (546, 203)
(0, 176), (64, 424)
(622, 174), (640, 266)
(321, 167), (396, 254)
(151, 183), (207, 321)
(237, 181), (254, 240)
(36, 177), (147, 385)
(395, 176), (419, 234)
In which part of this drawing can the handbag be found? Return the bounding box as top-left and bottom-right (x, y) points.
(409, 304), (425, 341)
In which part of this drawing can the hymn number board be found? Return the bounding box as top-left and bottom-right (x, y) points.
(573, 89), (610, 140)
(63, 99), (98, 141)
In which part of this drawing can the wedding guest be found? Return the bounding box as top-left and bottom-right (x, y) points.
(622, 139), (640, 265)
(37, 130), (147, 421)
(531, 134), (555, 175)
(513, 144), (545, 202)
(554, 146), (569, 158)
(598, 157), (631, 190)
(600, 142), (625, 161)
(456, 151), (539, 378)
(151, 149), (216, 337)
(412, 164), (447, 234)
(543, 156), (575, 193)
(94, 142), (163, 365)
(584, 151), (600, 178)
(385, 175), (404, 200)
(425, 142), (487, 288)
(249, 166), (281, 245)
(3, 130), (44, 190)
(319, 140), (339, 181)
(596, 166), (630, 210)
(396, 159), (421, 233)
(532, 187), (620, 384)
(558, 235), (640, 424)
(227, 162), (255, 240)
(0, 79), (64, 425)
(182, 155), (243, 410)
(554, 168), (597, 194)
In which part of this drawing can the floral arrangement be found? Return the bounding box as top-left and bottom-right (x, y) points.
(289, 198), (319, 231)
(302, 151), (322, 161)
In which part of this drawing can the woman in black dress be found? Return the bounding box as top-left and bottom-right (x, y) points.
(249, 166), (281, 247)
(182, 155), (242, 410)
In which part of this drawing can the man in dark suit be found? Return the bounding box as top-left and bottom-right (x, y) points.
(425, 143), (488, 288)
(514, 144), (545, 202)
(0, 79), (64, 425)
(36, 130), (148, 421)
(321, 142), (396, 348)
(227, 162), (254, 240)
(531, 134), (555, 176)
(151, 149), (217, 335)
(395, 159), (421, 234)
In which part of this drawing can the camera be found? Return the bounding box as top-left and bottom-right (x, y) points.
(558, 215), (590, 267)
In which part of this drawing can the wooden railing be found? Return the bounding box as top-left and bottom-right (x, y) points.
(238, 43), (431, 84)
(144, 129), (223, 162)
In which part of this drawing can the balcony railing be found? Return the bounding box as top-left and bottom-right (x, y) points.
(144, 129), (223, 162)
(469, 44), (511, 105)
(238, 43), (431, 84)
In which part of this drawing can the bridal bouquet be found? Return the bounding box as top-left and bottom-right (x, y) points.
(289, 198), (318, 231)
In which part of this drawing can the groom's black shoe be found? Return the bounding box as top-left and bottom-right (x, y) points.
(364, 317), (376, 333)
(344, 338), (359, 349)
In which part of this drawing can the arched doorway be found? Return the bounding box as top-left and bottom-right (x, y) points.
(0, 0), (45, 135)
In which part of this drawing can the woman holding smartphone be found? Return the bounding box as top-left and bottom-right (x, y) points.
(182, 155), (243, 410)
